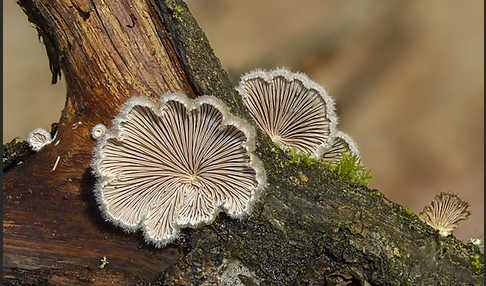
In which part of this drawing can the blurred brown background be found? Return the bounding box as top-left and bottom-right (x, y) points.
(4, 1), (483, 241)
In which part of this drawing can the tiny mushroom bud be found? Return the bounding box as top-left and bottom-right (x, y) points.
(319, 131), (360, 162)
(27, 128), (53, 151)
(92, 93), (266, 247)
(91, 124), (107, 139)
(236, 68), (337, 158)
(419, 192), (471, 237)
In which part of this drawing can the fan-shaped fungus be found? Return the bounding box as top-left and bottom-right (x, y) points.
(319, 131), (360, 162)
(236, 68), (337, 158)
(26, 128), (52, 151)
(92, 93), (265, 247)
(419, 192), (470, 237)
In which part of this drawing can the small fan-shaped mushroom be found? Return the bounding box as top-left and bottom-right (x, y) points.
(27, 128), (52, 151)
(319, 131), (360, 162)
(91, 124), (107, 139)
(92, 93), (265, 247)
(236, 68), (337, 158)
(419, 192), (470, 237)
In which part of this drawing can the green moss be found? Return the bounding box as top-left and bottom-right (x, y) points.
(368, 189), (384, 198)
(337, 222), (344, 231)
(169, 4), (184, 22)
(470, 254), (482, 274)
(324, 152), (373, 186)
(270, 142), (281, 154)
(285, 148), (318, 167)
(403, 206), (415, 217)
(172, 4), (184, 21)
(174, 4), (184, 14)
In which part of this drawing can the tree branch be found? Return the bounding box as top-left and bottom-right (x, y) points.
(3, 0), (483, 285)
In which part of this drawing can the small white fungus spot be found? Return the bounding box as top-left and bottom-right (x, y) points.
(91, 124), (107, 140)
(72, 121), (82, 129)
(27, 128), (52, 152)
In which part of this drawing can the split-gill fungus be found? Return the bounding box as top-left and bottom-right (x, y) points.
(237, 68), (359, 161)
(27, 128), (53, 151)
(419, 192), (471, 237)
(237, 68), (338, 158)
(91, 93), (266, 247)
(320, 130), (360, 162)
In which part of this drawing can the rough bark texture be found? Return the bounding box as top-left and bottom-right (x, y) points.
(3, 0), (484, 285)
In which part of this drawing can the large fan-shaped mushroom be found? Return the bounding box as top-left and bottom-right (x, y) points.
(92, 93), (265, 247)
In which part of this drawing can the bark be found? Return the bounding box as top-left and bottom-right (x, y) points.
(3, 0), (483, 285)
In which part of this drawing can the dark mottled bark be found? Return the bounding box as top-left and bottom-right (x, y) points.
(3, 0), (483, 285)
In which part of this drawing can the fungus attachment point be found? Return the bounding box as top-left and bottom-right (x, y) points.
(27, 128), (53, 151)
(319, 131), (360, 162)
(419, 192), (471, 237)
(92, 93), (265, 247)
(237, 68), (338, 158)
(91, 124), (107, 139)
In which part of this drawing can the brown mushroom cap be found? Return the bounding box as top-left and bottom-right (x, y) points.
(419, 192), (471, 237)
(237, 68), (338, 158)
(91, 93), (265, 247)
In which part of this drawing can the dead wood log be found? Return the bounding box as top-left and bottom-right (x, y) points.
(3, 0), (483, 285)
